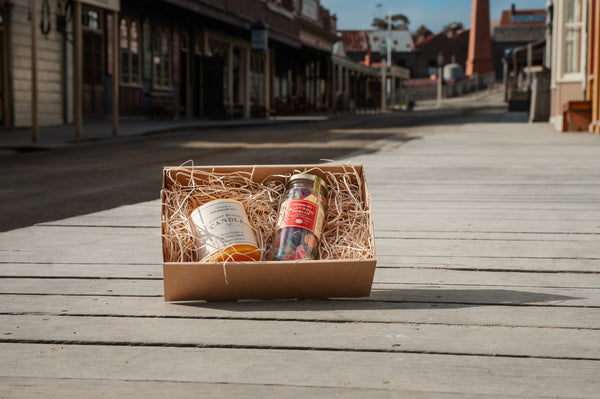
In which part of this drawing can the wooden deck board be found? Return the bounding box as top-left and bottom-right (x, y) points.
(2, 344), (599, 398)
(2, 257), (600, 275)
(1, 294), (598, 328)
(1, 113), (599, 397)
(3, 376), (505, 399)
(0, 279), (597, 306)
(2, 314), (598, 359)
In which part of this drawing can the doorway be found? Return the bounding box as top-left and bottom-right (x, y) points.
(203, 56), (225, 119)
(180, 32), (189, 118)
(0, 5), (8, 126)
(82, 6), (105, 117)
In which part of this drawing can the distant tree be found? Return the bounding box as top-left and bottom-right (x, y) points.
(391, 14), (410, 28)
(371, 13), (410, 30)
(442, 22), (464, 36)
(413, 24), (433, 42)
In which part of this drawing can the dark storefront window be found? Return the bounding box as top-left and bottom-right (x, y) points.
(120, 18), (141, 85)
(81, 6), (105, 117)
(275, 69), (291, 98)
(0, 4), (6, 126)
(82, 8), (101, 30)
(153, 27), (172, 89)
(209, 39), (230, 105)
(250, 52), (265, 106)
(232, 48), (240, 104)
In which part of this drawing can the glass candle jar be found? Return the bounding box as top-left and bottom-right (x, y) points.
(190, 199), (261, 262)
(272, 174), (328, 260)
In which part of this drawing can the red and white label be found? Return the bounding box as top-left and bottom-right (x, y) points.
(277, 199), (324, 238)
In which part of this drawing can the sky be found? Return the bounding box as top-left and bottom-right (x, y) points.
(319, 0), (547, 34)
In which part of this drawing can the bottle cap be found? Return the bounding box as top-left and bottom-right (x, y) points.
(288, 173), (328, 194)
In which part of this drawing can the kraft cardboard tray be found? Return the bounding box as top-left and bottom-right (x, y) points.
(161, 164), (376, 301)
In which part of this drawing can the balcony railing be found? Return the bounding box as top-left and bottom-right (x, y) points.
(199, 0), (336, 37)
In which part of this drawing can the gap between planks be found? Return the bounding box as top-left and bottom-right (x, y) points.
(0, 338), (597, 362)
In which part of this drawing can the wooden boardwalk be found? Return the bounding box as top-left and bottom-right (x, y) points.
(1, 115), (599, 398)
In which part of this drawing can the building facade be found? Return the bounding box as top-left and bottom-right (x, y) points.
(2, 0), (381, 135)
(588, 0), (600, 133)
(492, 4), (546, 81)
(413, 30), (469, 80)
(1, 0), (66, 128)
(339, 30), (416, 74)
(548, 0), (588, 130)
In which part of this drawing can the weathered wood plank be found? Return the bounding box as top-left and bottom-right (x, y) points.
(2, 253), (598, 277)
(1, 294), (598, 329)
(375, 237), (600, 259)
(374, 231), (600, 242)
(51, 201), (597, 234)
(371, 207), (600, 218)
(373, 268), (600, 288)
(2, 265), (597, 290)
(4, 230), (597, 265)
(0, 263), (162, 278)
(372, 218), (600, 234)
(0, 226), (161, 264)
(34, 197), (600, 233)
(2, 315), (598, 359)
(2, 344), (599, 398)
(5, 264), (600, 290)
(0, 279), (597, 307)
(370, 192), (600, 203)
(0, 277), (163, 297)
(3, 258), (595, 278)
(37, 200), (160, 228)
(368, 180), (600, 191)
(2, 376), (502, 399)
(370, 199), (600, 211)
(370, 283), (598, 307)
(376, 255), (600, 272)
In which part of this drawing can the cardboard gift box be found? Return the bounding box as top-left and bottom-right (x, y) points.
(161, 164), (376, 301)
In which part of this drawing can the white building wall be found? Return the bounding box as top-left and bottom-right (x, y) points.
(11, 1), (64, 127)
(549, 0), (587, 130)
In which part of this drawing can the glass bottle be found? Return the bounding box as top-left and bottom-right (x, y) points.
(272, 174), (328, 260)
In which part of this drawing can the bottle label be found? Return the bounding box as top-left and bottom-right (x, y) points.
(190, 200), (257, 260)
(277, 199), (324, 239)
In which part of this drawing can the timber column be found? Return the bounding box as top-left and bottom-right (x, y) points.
(465, 0), (494, 77)
(74, 0), (82, 137)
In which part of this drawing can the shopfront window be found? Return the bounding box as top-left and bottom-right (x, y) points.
(233, 48), (241, 104)
(209, 39), (230, 104)
(0, 5), (6, 126)
(275, 70), (289, 98)
(250, 52), (265, 106)
(563, 0), (583, 75)
(153, 27), (171, 89)
(130, 22), (140, 82)
(81, 6), (103, 31)
(194, 32), (203, 55)
(119, 19), (141, 85)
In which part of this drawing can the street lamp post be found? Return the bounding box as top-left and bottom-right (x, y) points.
(383, 12), (391, 109)
(387, 12), (391, 68)
(436, 52), (444, 108)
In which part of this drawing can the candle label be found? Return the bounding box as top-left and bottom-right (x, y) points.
(190, 200), (257, 260)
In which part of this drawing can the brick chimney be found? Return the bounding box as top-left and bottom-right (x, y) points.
(364, 51), (372, 66)
(465, 0), (494, 77)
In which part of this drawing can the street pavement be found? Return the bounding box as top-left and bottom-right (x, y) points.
(0, 91), (509, 232)
(0, 91), (501, 154)
(1, 91), (599, 398)
(0, 117), (313, 155)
